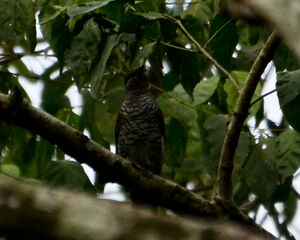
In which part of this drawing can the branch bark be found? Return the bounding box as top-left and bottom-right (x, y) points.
(0, 174), (270, 240)
(215, 32), (280, 201)
(0, 93), (277, 239)
(0, 92), (218, 217)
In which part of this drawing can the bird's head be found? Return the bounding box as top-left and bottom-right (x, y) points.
(125, 66), (149, 92)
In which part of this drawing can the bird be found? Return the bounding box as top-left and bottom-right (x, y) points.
(115, 66), (165, 176)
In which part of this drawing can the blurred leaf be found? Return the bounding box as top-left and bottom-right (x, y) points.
(43, 161), (95, 193)
(131, 42), (156, 69)
(162, 71), (179, 91)
(157, 94), (197, 127)
(283, 191), (297, 223)
(80, 90), (110, 148)
(41, 71), (73, 115)
(202, 114), (229, 175)
(243, 142), (280, 202)
(39, 5), (72, 62)
(180, 0), (214, 23)
(0, 164), (20, 178)
(0, 72), (15, 94)
(67, 1), (115, 18)
(193, 76), (219, 105)
(34, 139), (55, 177)
(65, 18), (101, 88)
(233, 180), (249, 206)
(225, 71), (261, 117)
(39, 5), (66, 24)
(166, 48), (204, 99)
(274, 130), (300, 177)
(91, 34), (122, 98)
(95, 87), (125, 143)
(0, 122), (11, 153)
(209, 13), (238, 71)
(274, 44), (299, 71)
(272, 176), (293, 202)
(0, 0), (36, 51)
(164, 118), (187, 168)
(56, 108), (80, 130)
(277, 70), (300, 132)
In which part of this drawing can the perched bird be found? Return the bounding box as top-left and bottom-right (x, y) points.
(115, 66), (164, 175)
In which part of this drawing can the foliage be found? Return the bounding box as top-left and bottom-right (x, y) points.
(0, 0), (300, 238)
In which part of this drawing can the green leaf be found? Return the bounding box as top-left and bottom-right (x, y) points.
(202, 114), (229, 175)
(39, 5), (66, 24)
(193, 76), (219, 105)
(272, 176), (293, 202)
(164, 118), (187, 168)
(166, 48), (205, 99)
(277, 70), (300, 106)
(209, 13), (238, 70)
(79, 90), (110, 148)
(95, 87), (125, 143)
(283, 192), (297, 223)
(56, 109), (80, 130)
(43, 161), (95, 193)
(34, 139), (55, 176)
(67, 1), (115, 18)
(274, 130), (300, 177)
(39, 7), (72, 62)
(180, 0), (213, 23)
(0, 0), (37, 51)
(163, 71), (180, 91)
(0, 164), (20, 178)
(224, 71), (261, 117)
(41, 71), (72, 115)
(277, 70), (300, 132)
(243, 142), (280, 202)
(274, 44), (299, 71)
(91, 34), (122, 98)
(157, 93), (197, 127)
(131, 42), (156, 69)
(65, 18), (101, 88)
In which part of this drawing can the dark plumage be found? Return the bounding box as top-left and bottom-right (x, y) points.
(115, 66), (164, 175)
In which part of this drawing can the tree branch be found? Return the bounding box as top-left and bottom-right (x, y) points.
(0, 92), (278, 239)
(0, 92), (218, 217)
(215, 32), (280, 201)
(0, 174), (271, 240)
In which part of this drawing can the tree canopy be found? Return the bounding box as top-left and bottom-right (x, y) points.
(1, 0), (300, 239)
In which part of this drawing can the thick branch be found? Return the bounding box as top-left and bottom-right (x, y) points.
(0, 175), (270, 240)
(215, 32), (280, 201)
(0, 93), (279, 239)
(0, 92), (218, 217)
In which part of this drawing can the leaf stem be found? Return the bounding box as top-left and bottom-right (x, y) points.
(204, 19), (233, 49)
(164, 14), (240, 92)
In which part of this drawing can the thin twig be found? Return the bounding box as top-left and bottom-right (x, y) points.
(250, 89), (277, 107)
(204, 19), (233, 49)
(163, 14), (240, 92)
(214, 32), (280, 202)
